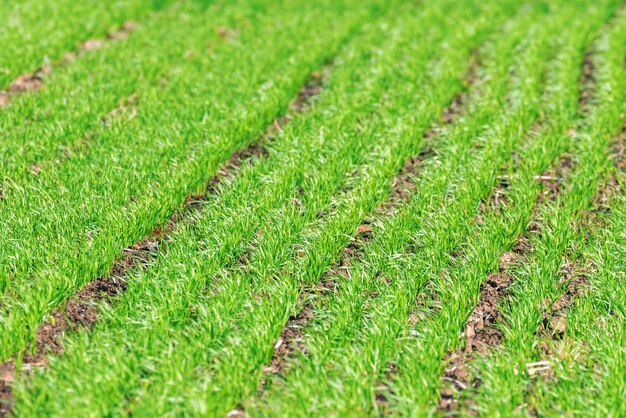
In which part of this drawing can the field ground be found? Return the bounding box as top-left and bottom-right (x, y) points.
(0, 0), (625, 416)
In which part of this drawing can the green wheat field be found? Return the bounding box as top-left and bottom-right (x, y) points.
(0, 0), (625, 416)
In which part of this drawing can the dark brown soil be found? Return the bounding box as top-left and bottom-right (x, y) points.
(0, 273), (130, 417)
(439, 352), (475, 413)
(336, 220), (376, 278)
(523, 260), (590, 409)
(291, 69), (326, 112)
(462, 251), (517, 353)
(263, 218), (374, 378)
(387, 146), (433, 211)
(259, 207), (383, 400)
(585, 123), (626, 226)
(205, 140), (273, 195)
(465, 273), (513, 352)
(537, 154), (575, 203)
(2, 20), (138, 111)
(437, 250), (518, 413)
(265, 301), (314, 375)
(103, 94), (138, 123)
(540, 259), (589, 339)
(578, 50), (595, 109)
(0, 229), (159, 378)
(9, 74), (43, 93)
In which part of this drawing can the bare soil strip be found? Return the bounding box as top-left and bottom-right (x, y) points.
(578, 49), (596, 109)
(438, 252), (517, 413)
(539, 259), (589, 341)
(0, 66), (328, 418)
(585, 123), (626, 227)
(261, 219), (374, 384)
(384, 52), (479, 217)
(536, 154), (575, 205)
(0, 21), (137, 108)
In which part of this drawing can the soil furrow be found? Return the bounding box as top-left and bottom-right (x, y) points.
(538, 124), (626, 346)
(262, 219), (374, 379)
(0, 65), (329, 417)
(522, 179), (620, 407)
(585, 123), (626, 227)
(538, 259), (589, 341)
(369, 62), (480, 410)
(455, 9), (626, 408)
(384, 52), (478, 217)
(0, 21), (136, 108)
(437, 252), (517, 414)
(13, 93), (142, 181)
(578, 49), (596, 109)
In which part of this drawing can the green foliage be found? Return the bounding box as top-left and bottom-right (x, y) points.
(1, 0), (625, 416)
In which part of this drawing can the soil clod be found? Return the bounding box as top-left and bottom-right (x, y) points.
(10, 74), (42, 93)
(465, 273), (512, 353)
